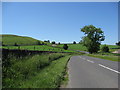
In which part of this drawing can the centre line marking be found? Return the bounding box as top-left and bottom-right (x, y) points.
(98, 64), (120, 74)
(87, 60), (94, 63)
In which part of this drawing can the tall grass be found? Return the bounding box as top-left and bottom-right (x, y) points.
(19, 56), (70, 88)
(2, 52), (68, 88)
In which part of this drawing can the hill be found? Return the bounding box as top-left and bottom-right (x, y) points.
(0, 34), (48, 46)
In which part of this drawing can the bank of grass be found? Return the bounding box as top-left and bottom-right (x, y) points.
(3, 52), (71, 88)
(20, 55), (71, 88)
(86, 53), (119, 62)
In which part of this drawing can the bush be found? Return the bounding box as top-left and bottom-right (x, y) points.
(52, 41), (55, 44)
(101, 45), (109, 52)
(37, 41), (41, 45)
(73, 41), (76, 44)
(14, 43), (18, 46)
(63, 44), (68, 50)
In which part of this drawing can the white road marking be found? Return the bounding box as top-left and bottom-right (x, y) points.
(87, 60), (94, 63)
(98, 64), (120, 74)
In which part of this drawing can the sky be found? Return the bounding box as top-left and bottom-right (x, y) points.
(2, 2), (118, 45)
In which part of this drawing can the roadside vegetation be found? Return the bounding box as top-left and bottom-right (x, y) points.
(86, 53), (119, 62)
(1, 28), (120, 88)
(2, 50), (71, 88)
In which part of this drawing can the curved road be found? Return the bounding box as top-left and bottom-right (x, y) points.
(66, 55), (119, 88)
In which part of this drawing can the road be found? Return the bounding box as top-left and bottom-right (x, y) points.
(66, 56), (119, 88)
(76, 50), (89, 54)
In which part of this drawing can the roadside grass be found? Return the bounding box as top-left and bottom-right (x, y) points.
(2, 52), (70, 88)
(19, 55), (71, 88)
(86, 54), (119, 62)
(60, 67), (69, 88)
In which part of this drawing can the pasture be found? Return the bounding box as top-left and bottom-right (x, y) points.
(2, 45), (75, 53)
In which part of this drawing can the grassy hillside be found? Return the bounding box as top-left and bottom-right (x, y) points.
(0, 34), (49, 45)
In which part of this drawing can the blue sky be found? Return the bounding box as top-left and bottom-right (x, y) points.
(2, 2), (118, 45)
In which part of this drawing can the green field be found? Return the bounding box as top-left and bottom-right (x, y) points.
(1, 34), (50, 45)
(1, 34), (119, 53)
(86, 54), (119, 62)
(2, 45), (75, 53)
(101, 45), (120, 52)
(56, 44), (87, 51)
(56, 44), (119, 53)
(3, 52), (71, 88)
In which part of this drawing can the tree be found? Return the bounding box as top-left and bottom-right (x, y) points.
(42, 42), (44, 45)
(73, 41), (76, 44)
(44, 40), (50, 43)
(52, 41), (55, 44)
(101, 44), (109, 52)
(2, 42), (5, 46)
(37, 40), (41, 45)
(80, 25), (105, 54)
(116, 41), (120, 46)
(47, 40), (50, 43)
(58, 42), (60, 45)
(63, 44), (68, 50)
(79, 40), (82, 44)
(14, 43), (18, 46)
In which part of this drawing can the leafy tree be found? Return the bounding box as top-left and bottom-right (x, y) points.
(37, 40), (41, 45)
(52, 41), (55, 44)
(79, 40), (82, 44)
(42, 42), (44, 45)
(47, 40), (50, 43)
(44, 40), (50, 43)
(2, 42), (5, 46)
(116, 41), (120, 46)
(63, 44), (68, 50)
(58, 42), (60, 45)
(80, 25), (105, 54)
(14, 43), (18, 46)
(101, 44), (109, 52)
(73, 41), (76, 44)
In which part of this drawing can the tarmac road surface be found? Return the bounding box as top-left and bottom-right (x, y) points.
(66, 56), (119, 88)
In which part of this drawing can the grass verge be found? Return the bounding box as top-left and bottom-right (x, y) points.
(86, 54), (119, 62)
(19, 55), (71, 88)
(3, 50), (71, 88)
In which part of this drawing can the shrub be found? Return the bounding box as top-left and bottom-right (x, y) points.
(63, 44), (68, 50)
(14, 43), (18, 46)
(73, 41), (76, 44)
(52, 41), (55, 44)
(37, 41), (41, 45)
(101, 44), (109, 52)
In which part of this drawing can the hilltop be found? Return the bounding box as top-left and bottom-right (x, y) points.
(0, 34), (49, 46)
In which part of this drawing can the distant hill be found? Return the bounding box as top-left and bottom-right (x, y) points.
(0, 34), (49, 46)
